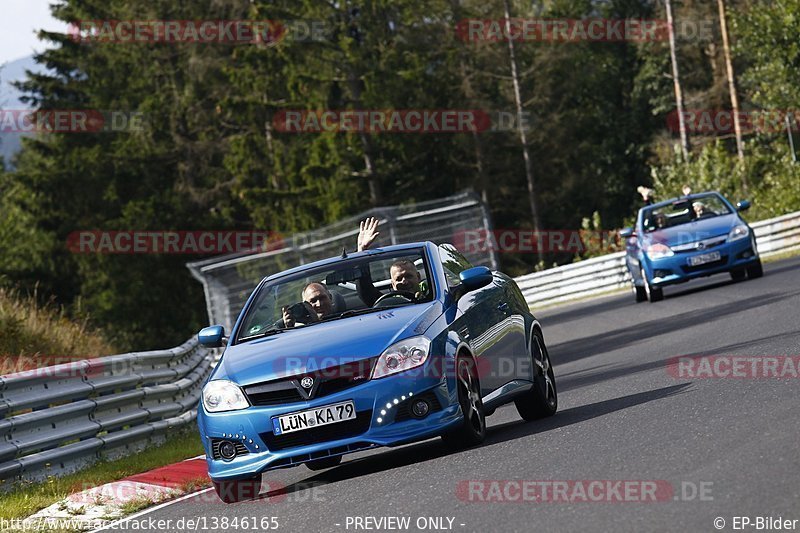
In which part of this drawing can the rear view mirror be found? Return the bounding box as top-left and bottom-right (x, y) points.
(325, 266), (363, 285)
(736, 200), (751, 212)
(619, 227), (635, 239)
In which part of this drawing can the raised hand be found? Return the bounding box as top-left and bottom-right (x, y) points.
(357, 217), (380, 251)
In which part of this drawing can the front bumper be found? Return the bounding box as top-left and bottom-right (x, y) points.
(643, 237), (758, 288)
(197, 365), (460, 481)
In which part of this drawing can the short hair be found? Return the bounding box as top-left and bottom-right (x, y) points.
(302, 282), (330, 299)
(390, 259), (418, 273)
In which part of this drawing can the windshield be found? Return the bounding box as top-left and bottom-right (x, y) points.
(236, 249), (434, 342)
(642, 194), (732, 232)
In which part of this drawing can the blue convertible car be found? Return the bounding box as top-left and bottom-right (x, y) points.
(620, 191), (762, 303)
(197, 242), (557, 502)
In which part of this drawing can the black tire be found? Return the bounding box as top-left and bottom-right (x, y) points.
(730, 268), (746, 281)
(305, 455), (343, 471)
(641, 265), (664, 302)
(746, 259), (764, 279)
(441, 355), (486, 449)
(515, 329), (557, 421)
(213, 477), (261, 504)
(635, 285), (647, 303)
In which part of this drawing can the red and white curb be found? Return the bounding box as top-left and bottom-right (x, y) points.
(23, 455), (209, 530)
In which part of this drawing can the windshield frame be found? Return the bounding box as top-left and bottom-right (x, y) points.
(232, 246), (437, 344)
(639, 192), (733, 233)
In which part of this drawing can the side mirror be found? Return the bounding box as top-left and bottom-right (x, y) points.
(198, 325), (226, 348)
(458, 266), (493, 293)
(736, 200), (751, 212)
(619, 227), (635, 239)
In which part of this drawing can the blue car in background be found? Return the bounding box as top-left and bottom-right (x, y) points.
(196, 242), (557, 502)
(620, 191), (762, 303)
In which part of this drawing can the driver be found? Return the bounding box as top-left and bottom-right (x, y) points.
(282, 282), (334, 328)
(692, 201), (711, 219)
(356, 218), (427, 306)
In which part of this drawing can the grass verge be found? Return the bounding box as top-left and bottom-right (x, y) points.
(0, 427), (206, 522)
(762, 247), (800, 264)
(0, 286), (114, 371)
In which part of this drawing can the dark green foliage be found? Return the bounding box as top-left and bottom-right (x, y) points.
(0, 0), (798, 347)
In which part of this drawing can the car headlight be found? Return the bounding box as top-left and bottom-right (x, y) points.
(202, 380), (249, 413)
(372, 336), (430, 379)
(646, 243), (674, 260)
(728, 224), (750, 242)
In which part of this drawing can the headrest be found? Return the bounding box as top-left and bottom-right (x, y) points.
(331, 290), (347, 312)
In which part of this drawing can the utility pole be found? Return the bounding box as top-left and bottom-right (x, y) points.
(503, 0), (543, 263)
(665, 0), (690, 159)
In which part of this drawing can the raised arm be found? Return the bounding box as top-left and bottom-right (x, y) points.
(357, 217), (380, 252)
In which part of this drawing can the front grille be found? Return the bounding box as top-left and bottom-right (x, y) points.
(243, 358), (376, 407)
(681, 256), (728, 273)
(210, 438), (249, 460)
(672, 237), (727, 253)
(394, 391), (443, 422)
(260, 410), (372, 451)
(244, 380), (303, 406)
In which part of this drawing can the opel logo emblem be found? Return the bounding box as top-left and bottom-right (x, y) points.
(300, 376), (314, 389)
(697, 242), (705, 250)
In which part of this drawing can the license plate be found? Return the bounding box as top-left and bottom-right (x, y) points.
(272, 400), (356, 435)
(688, 251), (721, 266)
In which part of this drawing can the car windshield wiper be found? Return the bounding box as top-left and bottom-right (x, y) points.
(319, 308), (379, 322)
(237, 327), (286, 342)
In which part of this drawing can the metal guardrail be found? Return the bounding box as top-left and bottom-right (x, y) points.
(516, 210), (800, 308)
(0, 339), (212, 488)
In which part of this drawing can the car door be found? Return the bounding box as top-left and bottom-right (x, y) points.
(492, 273), (532, 383)
(439, 245), (515, 395)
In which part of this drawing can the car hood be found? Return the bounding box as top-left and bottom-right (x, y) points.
(212, 301), (444, 386)
(644, 214), (741, 246)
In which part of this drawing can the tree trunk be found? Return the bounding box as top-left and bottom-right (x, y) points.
(503, 0), (543, 263)
(717, 0), (747, 190)
(347, 69), (381, 205)
(665, 0), (691, 159)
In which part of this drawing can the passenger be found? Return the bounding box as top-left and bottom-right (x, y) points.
(282, 282), (334, 327)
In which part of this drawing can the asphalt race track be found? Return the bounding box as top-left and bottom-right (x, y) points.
(99, 256), (800, 533)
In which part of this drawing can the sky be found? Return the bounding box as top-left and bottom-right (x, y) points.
(0, 0), (67, 65)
